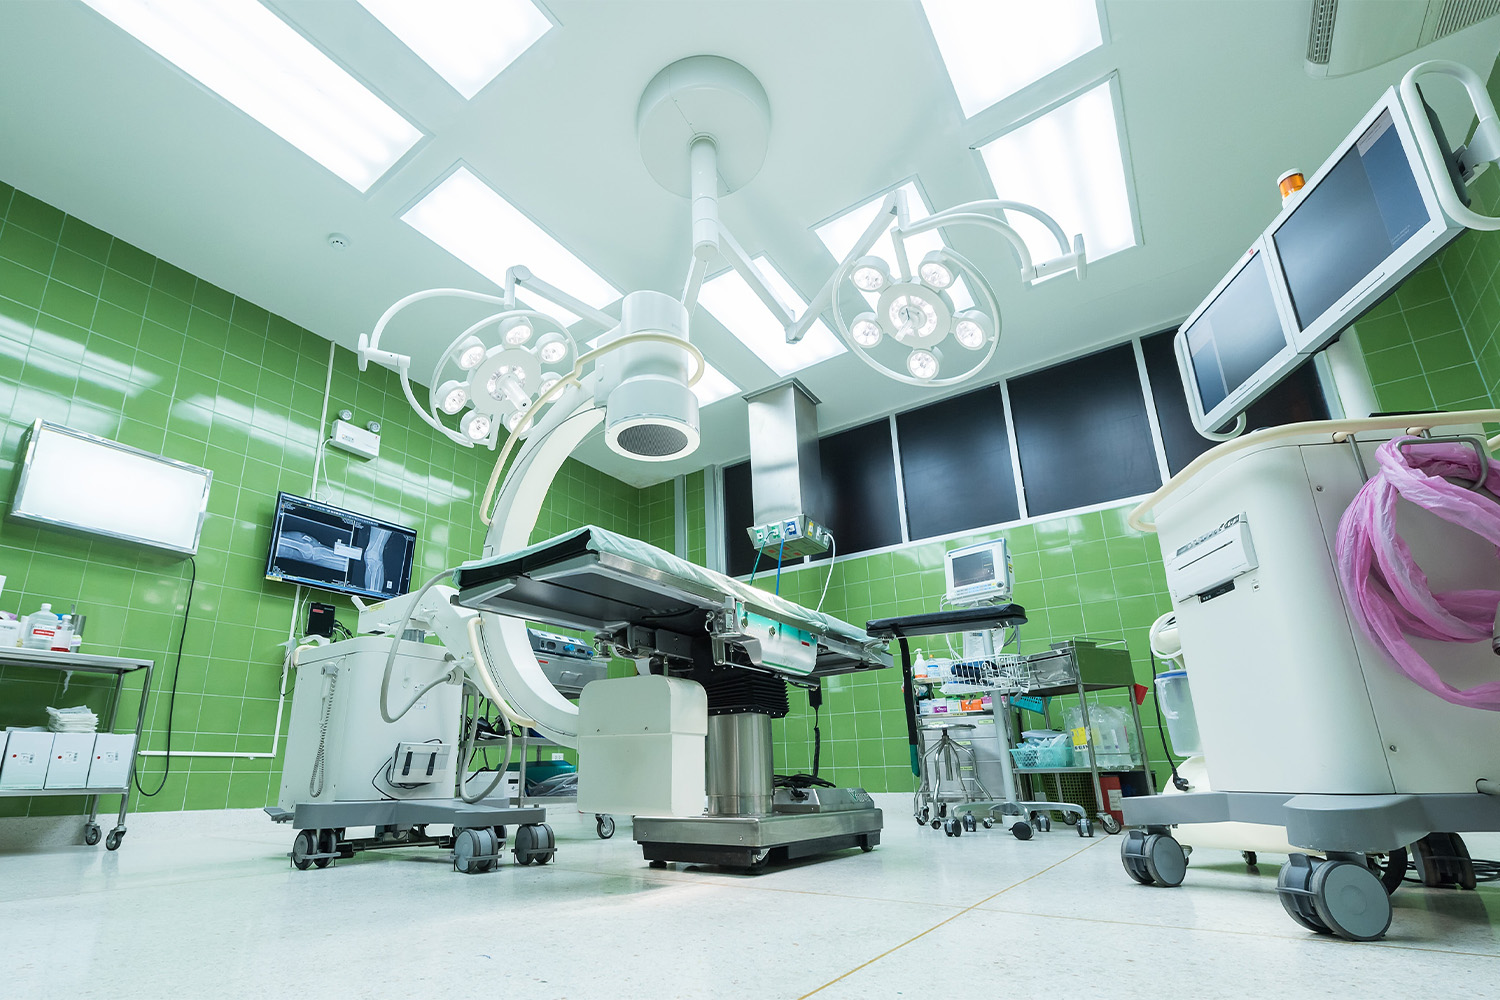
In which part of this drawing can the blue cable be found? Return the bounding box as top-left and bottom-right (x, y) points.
(775, 538), (785, 595)
(748, 545), (763, 584)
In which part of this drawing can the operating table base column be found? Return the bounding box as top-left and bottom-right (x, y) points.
(633, 710), (884, 871)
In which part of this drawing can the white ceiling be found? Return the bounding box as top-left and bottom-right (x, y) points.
(2, 1), (1498, 487)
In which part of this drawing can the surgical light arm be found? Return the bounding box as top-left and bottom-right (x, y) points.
(1401, 59), (1500, 231)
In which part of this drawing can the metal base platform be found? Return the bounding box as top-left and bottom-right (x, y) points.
(1121, 790), (1500, 854)
(634, 788), (882, 870)
(267, 797), (546, 830)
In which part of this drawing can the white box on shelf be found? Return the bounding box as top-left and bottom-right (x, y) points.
(87, 733), (137, 789)
(45, 733), (97, 788)
(0, 731), (55, 790)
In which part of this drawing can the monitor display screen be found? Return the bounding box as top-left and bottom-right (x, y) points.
(1273, 107), (1429, 329)
(1182, 250), (1289, 416)
(951, 549), (996, 589)
(265, 493), (416, 600)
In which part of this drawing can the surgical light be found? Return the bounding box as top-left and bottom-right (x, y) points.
(888, 292), (940, 341)
(437, 380), (468, 414)
(952, 310), (992, 350)
(537, 332), (568, 364)
(462, 411), (492, 441)
(456, 338), (487, 370)
(595, 290), (700, 463)
(502, 317), (534, 345)
(851, 256), (892, 292)
(851, 313), (881, 347)
(918, 251), (955, 290)
(538, 373), (561, 393)
(907, 348), (941, 381)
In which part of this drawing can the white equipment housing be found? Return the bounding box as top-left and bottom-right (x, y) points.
(278, 637), (460, 812)
(1157, 423), (1500, 797)
(576, 675), (707, 817)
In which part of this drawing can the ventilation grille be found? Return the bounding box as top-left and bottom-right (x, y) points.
(697, 668), (789, 718)
(1433, 0), (1500, 40)
(616, 422), (688, 458)
(1307, 0), (1339, 64)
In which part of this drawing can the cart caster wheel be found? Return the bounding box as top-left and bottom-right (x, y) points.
(514, 823), (556, 866)
(962, 813), (978, 832)
(1100, 813), (1122, 835)
(648, 859), (668, 869)
(938, 802), (948, 819)
(1140, 833), (1187, 887)
(1278, 854), (1391, 940)
(83, 823), (101, 846)
(917, 807), (930, 826)
(1121, 831), (1155, 885)
(930, 819), (942, 830)
(942, 817), (959, 837)
(596, 814), (616, 840)
(981, 817), (994, 829)
(1076, 818), (1094, 839)
(858, 835), (875, 853)
(1012, 821), (1033, 841)
(454, 827), (499, 874)
(104, 829), (125, 852)
(1368, 847), (1408, 895)
(1243, 850), (1259, 869)
(291, 829), (316, 870)
(1029, 811), (1052, 833)
(313, 829), (336, 868)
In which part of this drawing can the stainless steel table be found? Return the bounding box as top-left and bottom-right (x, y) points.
(0, 647), (153, 849)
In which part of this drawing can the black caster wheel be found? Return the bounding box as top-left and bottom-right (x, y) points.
(1028, 812), (1052, 833)
(962, 813), (978, 832)
(981, 817), (994, 829)
(104, 829), (125, 851)
(596, 814), (616, 840)
(1121, 830), (1155, 885)
(917, 807), (930, 826)
(648, 860), (668, 869)
(1076, 818), (1094, 839)
(313, 829), (336, 868)
(1099, 813), (1122, 835)
(83, 823), (101, 846)
(942, 817), (958, 837)
(1011, 821), (1033, 841)
(1243, 851), (1259, 869)
(938, 802), (948, 819)
(930, 818), (942, 830)
(453, 827), (499, 874)
(858, 835), (875, 853)
(1140, 833), (1187, 887)
(514, 823), (556, 865)
(1368, 847), (1408, 895)
(291, 830), (317, 870)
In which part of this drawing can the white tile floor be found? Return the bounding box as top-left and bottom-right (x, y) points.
(4, 795), (1500, 999)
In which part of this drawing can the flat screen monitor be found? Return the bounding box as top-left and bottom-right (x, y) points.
(1266, 88), (1461, 354)
(944, 538), (1012, 605)
(1175, 239), (1299, 434)
(265, 493), (417, 601)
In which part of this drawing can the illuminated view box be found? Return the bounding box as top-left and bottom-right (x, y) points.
(1177, 83), (1468, 435)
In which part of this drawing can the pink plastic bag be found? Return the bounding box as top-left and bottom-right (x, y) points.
(1336, 437), (1500, 710)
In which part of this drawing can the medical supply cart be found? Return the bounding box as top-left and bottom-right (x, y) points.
(0, 646), (152, 850)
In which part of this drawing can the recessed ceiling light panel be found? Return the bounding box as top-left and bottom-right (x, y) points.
(82, 0), (422, 191)
(402, 167), (621, 323)
(978, 80), (1136, 266)
(690, 362), (741, 406)
(921, 0), (1103, 117)
(355, 0), (552, 100)
(698, 257), (846, 378)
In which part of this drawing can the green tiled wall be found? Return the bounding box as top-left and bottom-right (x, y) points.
(752, 504), (1173, 795)
(0, 181), (662, 816)
(683, 469), (707, 565)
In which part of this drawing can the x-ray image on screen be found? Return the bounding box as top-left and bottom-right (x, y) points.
(265, 494), (416, 600)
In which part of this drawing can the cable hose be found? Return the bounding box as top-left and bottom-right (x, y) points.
(308, 666), (337, 798)
(379, 569), (459, 724)
(459, 682), (512, 804)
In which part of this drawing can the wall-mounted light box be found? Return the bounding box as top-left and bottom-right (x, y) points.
(10, 421), (212, 557)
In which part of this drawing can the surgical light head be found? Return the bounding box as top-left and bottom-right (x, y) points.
(594, 290), (700, 462)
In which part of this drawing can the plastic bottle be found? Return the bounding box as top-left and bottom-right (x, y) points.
(21, 604), (60, 650)
(51, 614), (74, 652)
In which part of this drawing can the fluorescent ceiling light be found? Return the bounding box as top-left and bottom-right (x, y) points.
(978, 81), (1136, 266)
(355, 0), (551, 100)
(403, 167), (621, 325)
(815, 182), (973, 310)
(82, 0), (421, 191)
(690, 362), (740, 406)
(921, 0), (1103, 117)
(698, 257), (846, 378)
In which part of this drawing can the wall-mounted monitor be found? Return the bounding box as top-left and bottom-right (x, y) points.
(1263, 89), (1463, 355)
(10, 420), (211, 556)
(944, 537), (1013, 606)
(1175, 239), (1300, 435)
(266, 493), (416, 601)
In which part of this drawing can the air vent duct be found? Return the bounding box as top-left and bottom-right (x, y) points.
(1304, 0), (1500, 78)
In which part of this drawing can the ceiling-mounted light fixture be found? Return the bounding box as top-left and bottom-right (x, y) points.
(359, 54), (1092, 456)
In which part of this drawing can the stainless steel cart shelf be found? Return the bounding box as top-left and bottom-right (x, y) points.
(0, 646), (153, 850)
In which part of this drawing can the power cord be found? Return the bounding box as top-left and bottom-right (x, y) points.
(134, 555), (196, 797)
(1147, 648), (1190, 792)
